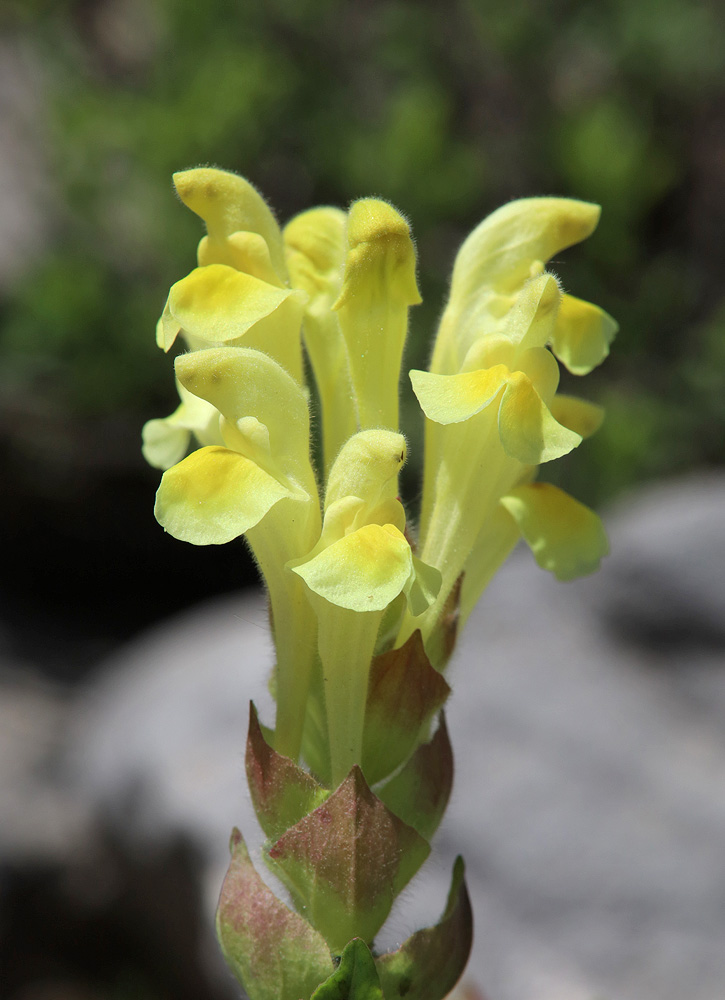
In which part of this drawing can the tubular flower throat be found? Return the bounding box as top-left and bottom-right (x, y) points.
(146, 168), (614, 772)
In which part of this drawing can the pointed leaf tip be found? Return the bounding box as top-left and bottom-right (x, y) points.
(378, 713), (453, 841)
(375, 857), (473, 1000)
(267, 766), (430, 951)
(311, 938), (383, 1000)
(246, 703), (329, 841)
(216, 827), (334, 1000)
(363, 631), (451, 784)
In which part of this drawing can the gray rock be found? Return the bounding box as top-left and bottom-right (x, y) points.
(590, 473), (725, 648)
(436, 550), (725, 1000)
(68, 476), (725, 1000)
(68, 590), (275, 913)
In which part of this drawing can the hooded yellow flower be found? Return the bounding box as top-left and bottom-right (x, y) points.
(289, 430), (440, 786)
(147, 171), (613, 775)
(155, 346), (321, 760)
(401, 206), (612, 659)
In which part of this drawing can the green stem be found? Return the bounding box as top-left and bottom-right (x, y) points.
(247, 497), (320, 762)
(397, 409), (514, 654)
(315, 602), (383, 787)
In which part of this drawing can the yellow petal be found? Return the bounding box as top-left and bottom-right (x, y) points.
(450, 198), (600, 299)
(291, 523), (413, 612)
(155, 446), (292, 545)
(458, 275), (561, 373)
(175, 347), (314, 492)
(155, 311), (171, 350)
(284, 206), (357, 471)
(334, 199), (421, 308)
(317, 496), (368, 548)
(157, 300), (181, 352)
(324, 429), (406, 510)
(142, 384), (223, 470)
(197, 230), (283, 286)
(505, 272), (561, 351)
(410, 366), (509, 424)
(498, 372), (582, 464)
(142, 418), (190, 471)
(166, 264), (305, 380)
(167, 265), (290, 340)
(284, 206), (347, 306)
(431, 200), (598, 374)
(500, 482), (609, 580)
(333, 199), (421, 429)
(460, 334), (516, 374)
(516, 346), (560, 404)
(550, 294), (618, 375)
(549, 394), (605, 439)
(173, 168), (287, 281)
(309, 494), (406, 557)
(359, 496), (407, 534)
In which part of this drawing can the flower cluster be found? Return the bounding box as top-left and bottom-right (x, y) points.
(144, 167), (614, 998)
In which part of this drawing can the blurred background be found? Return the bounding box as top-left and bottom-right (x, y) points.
(1, 1), (724, 999)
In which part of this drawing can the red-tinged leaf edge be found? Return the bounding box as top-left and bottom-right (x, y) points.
(246, 702), (330, 840)
(311, 938), (384, 1000)
(378, 713), (453, 841)
(426, 572), (464, 670)
(375, 857), (473, 1000)
(362, 630), (451, 784)
(216, 827), (334, 1000)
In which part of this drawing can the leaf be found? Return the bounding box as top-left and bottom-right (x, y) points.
(375, 858), (473, 1000)
(362, 631), (451, 784)
(267, 766), (430, 952)
(246, 703), (330, 841)
(378, 715), (453, 842)
(216, 828), (334, 1000)
(311, 938), (384, 1000)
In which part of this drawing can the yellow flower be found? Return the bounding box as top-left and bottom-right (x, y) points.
(430, 197), (618, 377)
(332, 199), (421, 433)
(290, 430), (440, 785)
(155, 346), (321, 760)
(148, 175), (613, 771)
(284, 206), (356, 473)
(173, 167), (289, 282)
(157, 263), (306, 384)
(402, 223), (611, 660)
(287, 196), (421, 468)
(148, 172), (620, 998)
(141, 380), (223, 471)
(151, 171), (422, 475)
(161, 172), (300, 374)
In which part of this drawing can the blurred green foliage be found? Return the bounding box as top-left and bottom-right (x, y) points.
(2, 0), (725, 509)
